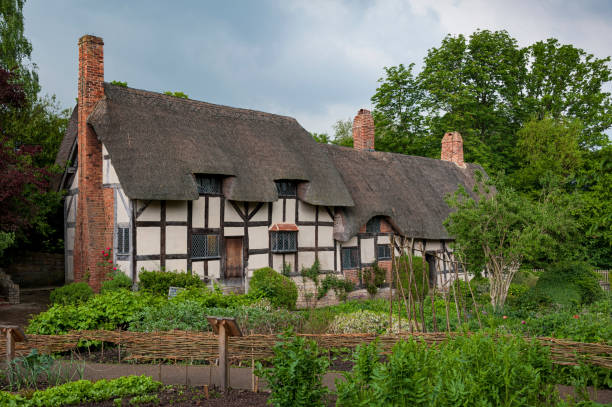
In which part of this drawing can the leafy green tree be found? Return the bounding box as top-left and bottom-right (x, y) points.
(163, 90), (188, 99)
(444, 175), (578, 307)
(311, 132), (331, 144)
(371, 63), (432, 157)
(311, 118), (353, 147)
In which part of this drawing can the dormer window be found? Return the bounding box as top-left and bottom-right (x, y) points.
(366, 217), (381, 233)
(195, 175), (222, 195)
(275, 180), (297, 197)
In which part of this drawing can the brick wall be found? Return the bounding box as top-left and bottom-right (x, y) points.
(5, 252), (64, 288)
(441, 131), (465, 167)
(74, 35), (114, 292)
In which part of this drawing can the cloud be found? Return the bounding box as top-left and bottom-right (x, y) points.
(23, 0), (612, 135)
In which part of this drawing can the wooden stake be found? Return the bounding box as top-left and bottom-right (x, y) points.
(219, 321), (229, 392)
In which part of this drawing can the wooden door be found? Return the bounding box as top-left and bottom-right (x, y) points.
(225, 237), (243, 279)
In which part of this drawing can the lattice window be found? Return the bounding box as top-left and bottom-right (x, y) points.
(117, 227), (130, 255)
(341, 247), (359, 269)
(270, 231), (297, 253)
(191, 233), (220, 259)
(377, 244), (391, 260)
(275, 181), (297, 197)
(366, 217), (381, 233)
(195, 175), (222, 195)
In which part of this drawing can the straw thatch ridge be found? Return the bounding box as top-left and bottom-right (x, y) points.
(86, 83), (354, 206)
(325, 144), (484, 241)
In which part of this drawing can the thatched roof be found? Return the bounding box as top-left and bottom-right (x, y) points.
(52, 106), (78, 190)
(87, 83), (354, 206)
(324, 144), (484, 241)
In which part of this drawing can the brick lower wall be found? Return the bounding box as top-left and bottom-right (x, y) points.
(5, 252), (64, 288)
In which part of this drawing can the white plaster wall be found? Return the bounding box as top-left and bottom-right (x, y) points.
(116, 189), (130, 224)
(102, 144), (108, 156)
(165, 259), (187, 272)
(250, 203), (268, 221)
(248, 226), (268, 249)
(271, 200), (283, 223)
(166, 201), (188, 222)
(378, 235), (390, 244)
(319, 226), (334, 247)
(425, 240), (442, 251)
(138, 200), (161, 221)
(106, 160), (119, 184)
(361, 238), (375, 263)
(343, 236), (358, 247)
(224, 227), (244, 236)
(192, 197), (205, 228)
(209, 197), (221, 228)
(137, 260), (161, 275)
(319, 208), (333, 222)
(137, 227), (160, 255)
(298, 251), (316, 269)
(66, 228), (75, 250)
(67, 196), (77, 222)
(225, 202), (243, 222)
(166, 226), (187, 254)
(298, 226), (315, 247)
(285, 199), (296, 223)
(272, 254), (293, 271)
(298, 201), (316, 221)
(248, 253), (268, 270)
(336, 245), (341, 270)
(116, 261), (130, 276)
(319, 251), (334, 271)
(71, 168), (79, 189)
(208, 260), (221, 279)
(192, 262), (204, 278)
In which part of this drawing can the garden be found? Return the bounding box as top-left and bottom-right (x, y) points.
(1, 259), (610, 406)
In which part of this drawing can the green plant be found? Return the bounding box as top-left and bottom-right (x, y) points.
(317, 275), (353, 301)
(138, 268), (204, 297)
(163, 90), (188, 99)
(5, 349), (81, 391)
(336, 340), (380, 406)
(49, 282), (93, 306)
(255, 331), (329, 407)
(129, 394), (159, 405)
(281, 261), (292, 276)
(110, 80), (127, 87)
(301, 259), (321, 285)
(249, 267), (298, 310)
(101, 271), (133, 293)
(396, 255), (429, 301)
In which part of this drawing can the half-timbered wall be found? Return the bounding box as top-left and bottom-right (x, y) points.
(64, 169), (78, 282)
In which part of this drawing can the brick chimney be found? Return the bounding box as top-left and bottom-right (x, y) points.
(352, 109), (375, 151)
(74, 35), (114, 291)
(441, 131), (465, 167)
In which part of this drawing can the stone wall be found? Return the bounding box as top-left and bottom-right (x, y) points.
(5, 252), (64, 288)
(0, 268), (19, 304)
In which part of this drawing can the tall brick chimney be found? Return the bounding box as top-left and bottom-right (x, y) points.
(441, 131), (465, 167)
(352, 109), (375, 151)
(74, 35), (113, 291)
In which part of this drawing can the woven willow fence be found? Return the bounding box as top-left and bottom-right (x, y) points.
(1, 330), (610, 369)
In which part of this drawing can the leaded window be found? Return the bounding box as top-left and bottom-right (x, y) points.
(366, 217), (381, 233)
(275, 181), (297, 197)
(271, 231), (297, 253)
(195, 175), (222, 195)
(117, 227), (130, 255)
(377, 244), (391, 260)
(341, 247), (359, 269)
(191, 233), (220, 259)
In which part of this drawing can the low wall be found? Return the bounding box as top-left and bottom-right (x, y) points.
(5, 251), (64, 288)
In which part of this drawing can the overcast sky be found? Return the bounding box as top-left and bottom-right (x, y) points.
(24, 0), (612, 134)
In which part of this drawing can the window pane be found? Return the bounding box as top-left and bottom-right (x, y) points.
(192, 233), (219, 258)
(275, 181), (296, 197)
(196, 175), (221, 194)
(342, 247), (359, 269)
(377, 244), (391, 260)
(366, 217), (380, 233)
(117, 227), (129, 254)
(271, 231), (296, 252)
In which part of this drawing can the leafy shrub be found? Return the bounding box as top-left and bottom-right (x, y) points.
(28, 290), (160, 334)
(255, 331), (329, 407)
(249, 267), (298, 310)
(138, 269), (204, 297)
(317, 275), (354, 301)
(519, 261), (603, 309)
(361, 263), (386, 296)
(0, 375), (161, 406)
(49, 282), (93, 306)
(396, 255), (429, 300)
(301, 259), (321, 285)
(337, 333), (557, 406)
(171, 285), (253, 308)
(101, 271), (132, 293)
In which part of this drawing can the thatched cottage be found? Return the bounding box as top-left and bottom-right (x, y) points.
(55, 35), (482, 292)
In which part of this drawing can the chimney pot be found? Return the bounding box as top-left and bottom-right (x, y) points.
(352, 109), (375, 151)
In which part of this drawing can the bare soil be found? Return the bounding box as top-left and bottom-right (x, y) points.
(0, 288), (52, 328)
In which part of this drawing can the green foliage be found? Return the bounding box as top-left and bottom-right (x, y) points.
(0, 230), (15, 258)
(396, 255), (429, 300)
(249, 267), (298, 310)
(317, 275), (353, 301)
(518, 262), (603, 309)
(101, 271), (132, 293)
(281, 261), (292, 276)
(336, 333), (557, 406)
(255, 331), (329, 407)
(163, 90), (188, 99)
(110, 80), (127, 87)
(49, 282), (93, 306)
(0, 375), (161, 407)
(138, 268), (204, 297)
(129, 394), (159, 405)
(361, 263), (386, 297)
(27, 289), (160, 334)
(310, 119), (353, 147)
(4, 349), (82, 391)
(301, 259), (321, 285)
